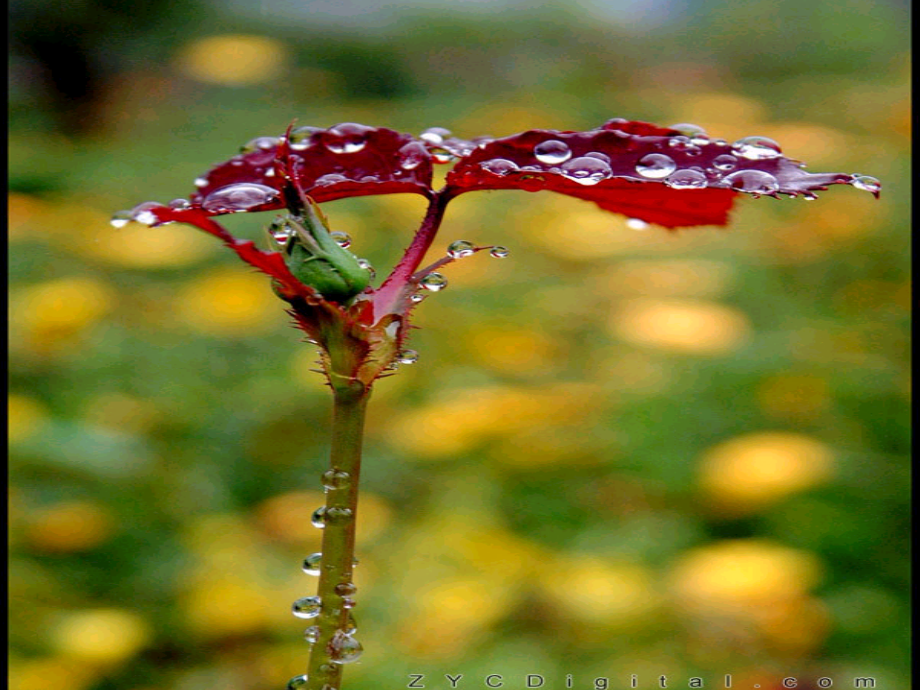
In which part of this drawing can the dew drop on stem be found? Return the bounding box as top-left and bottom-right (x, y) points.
(302, 553), (323, 575)
(286, 674), (310, 690)
(322, 469), (351, 490)
(329, 632), (363, 664)
(447, 240), (476, 258)
(292, 596), (322, 619)
(419, 272), (448, 292)
(489, 246), (510, 258)
(311, 506), (327, 528)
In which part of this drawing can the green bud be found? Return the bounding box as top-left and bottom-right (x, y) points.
(269, 200), (370, 303)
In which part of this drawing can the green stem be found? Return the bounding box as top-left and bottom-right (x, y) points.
(306, 384), (370, 689)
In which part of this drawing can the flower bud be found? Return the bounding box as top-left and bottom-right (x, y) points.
(271, 200), (370, 303)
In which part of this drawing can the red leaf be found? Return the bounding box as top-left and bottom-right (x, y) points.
(186, 124), (434, 217)
(443, 120), (863, 228)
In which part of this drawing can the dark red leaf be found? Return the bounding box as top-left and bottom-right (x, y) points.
(185, 123), (435, 217)
(443, 120), (865, 228)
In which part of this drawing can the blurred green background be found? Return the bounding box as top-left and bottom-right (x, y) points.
(9, 1), (910, 689)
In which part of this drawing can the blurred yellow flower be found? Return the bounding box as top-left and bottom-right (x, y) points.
(537, 557), (661, 629)
(670, 540), (822, 613)
(598, 259), (733, 298)
(82, 222), (215, 268)
(610, 298), (750, 355)
(175, 35), (290, 86)
(255, 491), (326, 547)
(51, 609), (151, 665)
(11, 277), (115, 355)
(698, 432), (834, 513)
(9, 657), (99, 690)
(182, 577), (275, 637)
(8, 394), (49, 444)
(176, 269), (281, 336)
(395, 576), (513, 659)
(25, 500), (116, 553)
(467, 326), (558, 375)
(385, 383), (600, 458)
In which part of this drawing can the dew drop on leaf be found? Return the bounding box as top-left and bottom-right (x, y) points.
(665, 169), (708, 190)
(723, 169), (779, 194)
(239, 136), (280, 153)
(533, 139), (572, 164)
(635, 153), (677, 179)
(732, 135), (782, 160)
(712, 154), (738, 171)
(481, 158), (519, 175)
(202, 183), (279, 213)
(851, 174), (881, 194)
(561, 156), (612, 185)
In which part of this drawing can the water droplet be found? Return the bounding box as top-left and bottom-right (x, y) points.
(287, 674), (310, 690)
(447, 240), (476, 258)
(481, 158), (518, 175)
(324, 507), (353, 523)
(489, 246), (510, 258)
(343, 613), (357, 635)
(330, 231), (351, 248)
(130, 202), (161, 226)
(851, 174), (881, 194)
(202, 183), (279, 213)
(329, 632), (363, 664)
(635, 153), (677, 179)
(667, 135), (702, 155)
(303, 553), (323, 575)
(304, 626), (321, 644)
(110, 210), (133, 228)
(712, 138), (729, 147)
(399, 142), (429, 170)
(265, 168), (276, 177)
(326, 123), (372, 154)
(335, 582), (358, 596)
(398, 350), (419, 365)
(584, 151), (611, 164)
(292, 596), (322, 619)
(356, 259), (375, 278)
(713, 154), (738, 171)
(322, 469), (351, 490)
(665, 169), (708, 190)
(194, 177), (209, 188)
(169, 198), (191, 209)
(626, 218), (649, 231)
(561, 156), (612, 186)
(240, 136), (280, 153)
(732, 135), (782, 160)
(419, 272), (448, 291)
(429, 147), (456, 163)
(341, 598), (357, 609)
(420, 127), (452, 145)
(315, 173), (349, 186)
(669, 123), (707, 138)
(290, 126), (322, 150)
(723, 170), (779, 194)
(311, 507), (327, 528)
(534, 139), (572, 164)
(801, 192), (817, 201)
(410, 293), (426, 303)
